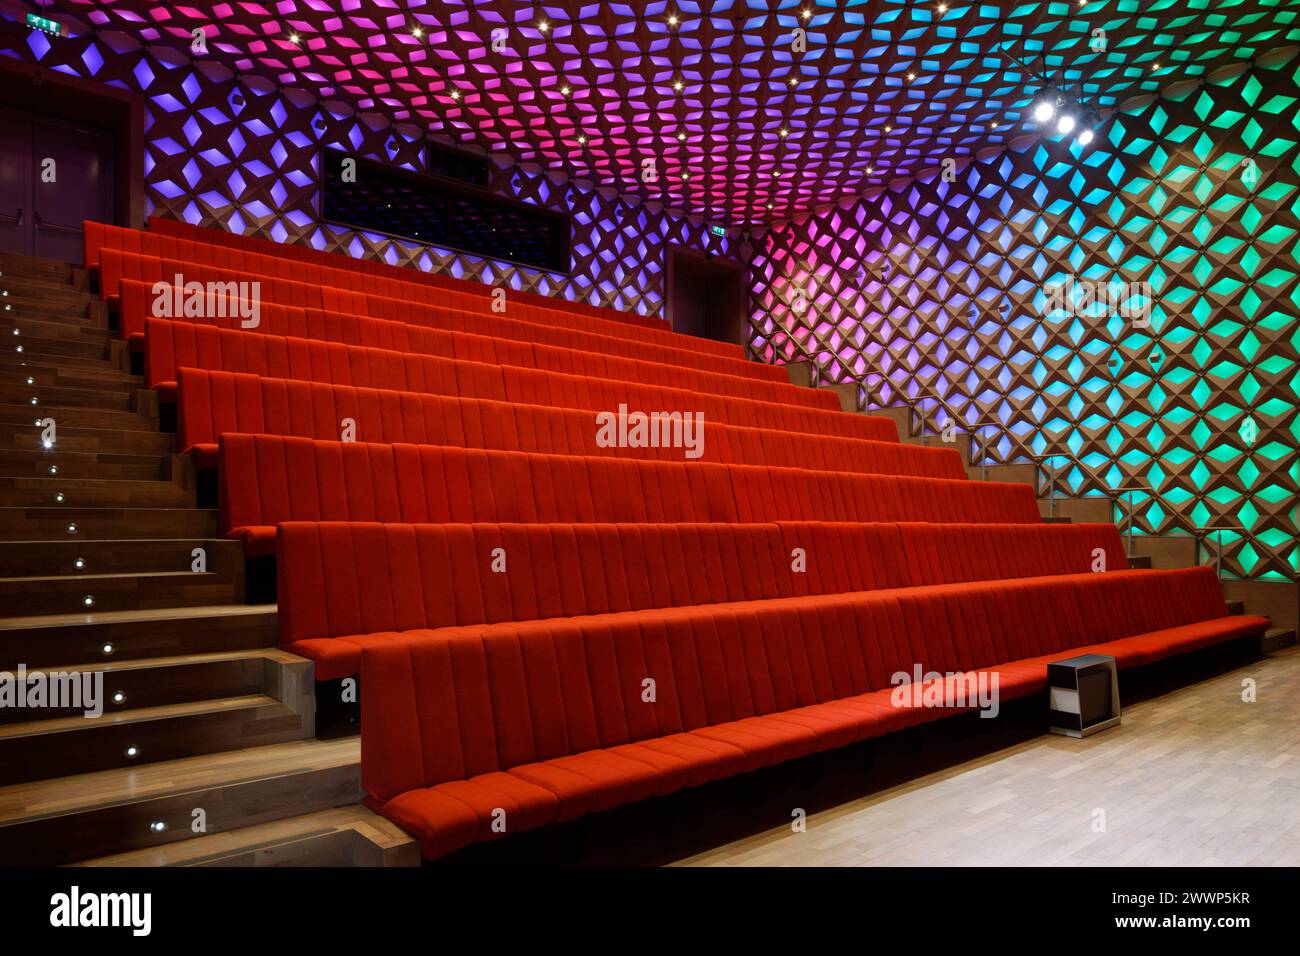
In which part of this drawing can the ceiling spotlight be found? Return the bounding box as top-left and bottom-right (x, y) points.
(1077, 128), (1095, 146)
(907, 73), (916, 81)
(411, 26), (423, 38)
(779, 127), (788, 137)
(449, 89), (460, 100)
(1033, 98), (1056, 122)
(1152, 62), (1160, 71)
(801, 8), (812, 19)
(668, 14), (679, 26)
(991, 121), (999, 129)
(1056, 112), (1077, 134)
(577, 135), (586, 144)
(677, 132), (686, 141)
(885, 124), (892, 132)
(288, 32), (300, 44)
(673, 80), (683, 92)
(538, 20), (549, 33)
(939, 2), (948, 10)
(560, 85), (570, 95)
(789, 77), (798, 86)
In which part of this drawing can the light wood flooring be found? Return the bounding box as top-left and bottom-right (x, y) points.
(673, 646), (1300, 867)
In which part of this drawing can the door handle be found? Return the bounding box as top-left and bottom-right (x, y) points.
(0, 208), (19, 225)
(33, 211), (79, 234)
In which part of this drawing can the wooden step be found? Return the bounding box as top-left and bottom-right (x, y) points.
(0, 308), (105, 340)
(0, 421), (174, 455)
(1262, 628), (1296, 653)
(1130, 534), (1200, 570)
(0, 447), (167, 480)
(0, 476), (190, 508)
(2, 330), (109, 362)
(0, 252), (83, 286)
(0, 648), (305, 726)
(0, 402), (157, 432)
(74, 804), (418, 867)
(0, 506), (215, 540)
(967, 461), (1039, 490)
(784, 360), (814, 388)
(0, 737), (357, 866)
(0, 379), (133, 411)
(0, 694), (306, 785)
(1219, 579), (1299, 636)
(861, 405), (911, 438)
(1040, 496), (1114, 524)
(0, 537), (241, 577)
(0, 569), (238, 615)
(0, 603), (276, 670)
(0, 360), (140, 390)
(900, 431), (975, 466)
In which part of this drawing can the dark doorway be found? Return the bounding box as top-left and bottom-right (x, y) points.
(666, 246), (748, 346)
(0, 104), (115, 260)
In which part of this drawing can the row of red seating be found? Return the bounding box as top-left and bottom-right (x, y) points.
(145, 319), (895, 445)
(180, 369), (954, 478)
(88, 227), (737, 361)
(277, 519), (1129, 679)
(104, 251), (780, 381)
(145, 216), (672, 333)
(219, 435), (1039, 558)
(358, 563), (1267, 858)
(133, 286), (834, 410)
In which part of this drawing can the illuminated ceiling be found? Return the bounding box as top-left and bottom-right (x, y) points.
(41, 0), (1300, 222)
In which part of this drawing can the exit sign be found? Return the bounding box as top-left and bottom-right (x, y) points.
(708, 224), (727, 238)
(26, 13), (63, 36)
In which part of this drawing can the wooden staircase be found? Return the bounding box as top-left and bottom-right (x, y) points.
(0, 251), (414, 867)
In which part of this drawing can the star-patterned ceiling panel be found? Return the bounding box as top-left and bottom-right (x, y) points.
(40, 0), (1300, 223)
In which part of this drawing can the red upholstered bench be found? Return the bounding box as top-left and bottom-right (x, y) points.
(143, 320), (895, 443)
(177, 370), (948, 476)
(98, 218), (687, 341)
(357, 564), (1267, 859)
(132, 299), (836, 410)
(219, 436), (1036, 556)
(97, 248), (780, 381)
(276, 519), (1131, 679)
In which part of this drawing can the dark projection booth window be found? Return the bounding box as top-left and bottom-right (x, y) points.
(320, 148), (572, 274)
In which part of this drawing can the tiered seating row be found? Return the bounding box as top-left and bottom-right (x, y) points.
(219, 436), (1040, 556)
(103, 251), (778, 379)
(89, 227), (734, 359)
(180, 370), (950, 477)
(277, 520), (1130, 679)
(144, 215), (672, 333)
(146, 320), (900, 446)
(134, 291), (837, 410)
(359, 564), (1267, 859)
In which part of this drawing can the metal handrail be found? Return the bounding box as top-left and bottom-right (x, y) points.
(1194, 525), (1249, 579)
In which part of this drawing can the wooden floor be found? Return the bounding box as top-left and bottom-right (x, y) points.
(672, 645), (1300, 867)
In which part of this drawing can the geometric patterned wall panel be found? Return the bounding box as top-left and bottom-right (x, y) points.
(752, 58), (1300, 581)
(36, 0), (1300, 224)
(2, 12), (735, 319)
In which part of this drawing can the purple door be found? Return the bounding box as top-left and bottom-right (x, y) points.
(0, 106), (32, 256)
(0, 105), (113, 261)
